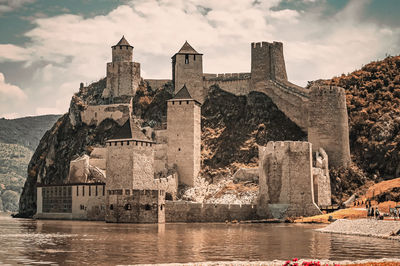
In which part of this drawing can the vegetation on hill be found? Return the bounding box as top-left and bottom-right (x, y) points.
(311, 55), (400, 202)
(0, 115), (61, 150)
(0, 143), (32, 212)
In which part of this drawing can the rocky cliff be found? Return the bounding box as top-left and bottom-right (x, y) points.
(18, 79), (305, 217)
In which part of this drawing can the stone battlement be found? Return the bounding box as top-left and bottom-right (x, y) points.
(265, 141), (311, 153)
(310, 85), (346, 96)
(251, 41), (282, 48)
(203, 72), (251, 81)
(106, 138), (154, 147)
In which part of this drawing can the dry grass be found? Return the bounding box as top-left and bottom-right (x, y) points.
(295, 208), (367, 223)
(213, 181), (258, 199)
(365, 178), (400, 199)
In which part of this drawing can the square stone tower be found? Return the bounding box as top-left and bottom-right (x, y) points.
(102, 36), (141, 100)
(172, 41), (204, 103)
(167, 85), (201, 187)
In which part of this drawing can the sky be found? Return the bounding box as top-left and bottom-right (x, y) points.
(0, 0), (399, 119)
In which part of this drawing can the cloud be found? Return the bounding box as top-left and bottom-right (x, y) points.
(0, 44), (31, 62)
(0, 72), (27, 100)
(1, 0), (400, 118)
(0, 0), (35, 14)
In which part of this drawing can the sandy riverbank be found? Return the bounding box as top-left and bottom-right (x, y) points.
(317, 219), (400, 240)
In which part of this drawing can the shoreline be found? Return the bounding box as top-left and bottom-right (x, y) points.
(134, 258), (400, 266)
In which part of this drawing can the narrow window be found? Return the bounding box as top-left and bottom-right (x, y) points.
(89, 186), (91, 196)
(83, 186), (85, 196)
(194, 54), (196, 61)
(103, 186), (105, 196)
(96, 186), (98, 196)
(119, 46), (122, 49)
(145, 204), (151, 210)
(185, 54), (189, 64)
(110, 204), (114, 210)
(187, 101), (189, 104)
(77, 186), (79, 197)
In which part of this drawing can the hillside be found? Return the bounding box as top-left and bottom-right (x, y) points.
(0, 143), (33, 212)
(0, 115), (61, 150)
(311, 55), (400, 201)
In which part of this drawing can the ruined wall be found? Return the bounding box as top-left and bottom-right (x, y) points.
(257, 141), (321, 219)
(105, 189), (165, 223)
(102, 62), (140, 98)
(308, 86), (351, 168)
(153, 174), (178, 200)
(89, 147), (107, 171)
(167, 100), (201, 187)
(67, 155), (90, 183)
(203, 73), (251, 96)
(172, 54), (204, 103)
(80, 104), (130, 127)
(145, 79), (171, 91)
(313, 148), (331, 207)
(165, 201), (258, 222)
(106, 139), (155, 191)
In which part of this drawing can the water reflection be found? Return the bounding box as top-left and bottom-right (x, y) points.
(0, 213), (399, 265)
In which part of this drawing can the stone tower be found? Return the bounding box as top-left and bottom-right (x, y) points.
(102, 36), (141, 100)
(308, 86), (351, 168)
(172, 41), (204, 103)
(167, 85), (201, 187)
(250, 41), (288, 88)
(257, 141), (321, 219)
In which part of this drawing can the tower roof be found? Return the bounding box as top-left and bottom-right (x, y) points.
(174, 41), (202, 55)
(173, 85), (193, 99)
(112, 36), (133, 47)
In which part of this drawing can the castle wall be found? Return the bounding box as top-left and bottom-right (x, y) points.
(154, 130), (168, 175)
(165, 201), (258, 222)
(167, 100), (201, 187)
(308, 86), (351, 168)
(252, 80), (309, 131)
(173, 54), (204, 103)
(103, 62), (140, 98)
(203, 73), (251, 96)
(105, 189), (165, 223)
(67, 155), (90, 183)
(257, 141), (321, 219)
(145, 79), (171, 91)
(34, 184), (105, 221)
(80, 104), (130, 127)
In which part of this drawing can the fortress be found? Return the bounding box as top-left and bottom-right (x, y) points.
(35, 37), (351, 223)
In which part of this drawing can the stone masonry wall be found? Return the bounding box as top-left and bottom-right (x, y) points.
(106, 139), (155, 191)
(105, 190), (165, 223)
(167, 100), (201, 187)
(103, 62), (140, 98)
(308, 86), (351, 168)
(145, 79), (171, 91)
(257, 141), (321, 219)
(165, 201), (258, 222)
(80, 104), (130, 127)
(312, 148), (331, 207)
(203, 73), (251, 96)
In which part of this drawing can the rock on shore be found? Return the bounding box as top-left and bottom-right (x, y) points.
(318, 219), (400, 240)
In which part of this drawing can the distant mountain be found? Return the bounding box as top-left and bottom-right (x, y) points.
(0, 114), (61, 212)
(0, 115), (61, 151)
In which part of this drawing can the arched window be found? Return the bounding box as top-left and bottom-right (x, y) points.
(109, 204), (114, 210)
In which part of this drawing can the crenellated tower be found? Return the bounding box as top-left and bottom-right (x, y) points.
(250, 41), (288, 88)
(172, 41), (204, 103)
(102, 36), (141, 100)
(308, 86), (351, 168)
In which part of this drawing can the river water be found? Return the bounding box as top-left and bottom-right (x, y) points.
(0, 214), (400, 265)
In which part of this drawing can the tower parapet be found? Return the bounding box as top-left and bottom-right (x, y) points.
(308, 86), (351, 168)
